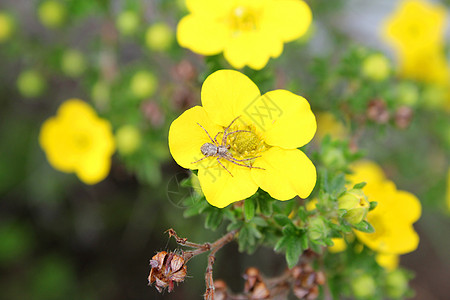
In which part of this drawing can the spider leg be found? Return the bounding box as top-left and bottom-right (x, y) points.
(191, 156), (209, 164)
(228, 155), (262, 162)
(222, 115), (242, 144)
(213, 131), (222, 145)
(216, 158), (233, 177)
(223, 156), (265, 170)
(196, 123), (217, 145)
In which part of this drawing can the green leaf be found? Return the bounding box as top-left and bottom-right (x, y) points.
(285, 236), (303, 268)
(205, 209), (223, 230)
(274, 236), (290, 252)
(298, 206), (308, 221)
(258, 197), (273, 216)
(244, 198), (256, 221)
(274, 214), (293, 227)
(252, 217), (268, 227)
(369, 201), (378, 211)
(227, 221), (243, 231)
(300, 233), (309, 250)
(353, 182), (367, 189)
(352, 220), (375, 233)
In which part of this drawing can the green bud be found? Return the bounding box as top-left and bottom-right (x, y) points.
(338, 189), (369, 225)
(351, 274), (376, 299)
(308, 217), (327, 241)
(17, 70), (46, 98)
(115, 125), (141, 155)
(130, 71), (158, 99)
(116, 11), (139, 36)
(145, 22), (174, 52)
(38, 0), (67, 29)
(321, 147), (346, 169)
(396, 82), (419, 107)
(61, 49), (86, 78)
(361, 53), (391, 81)
(385, 270), (409, 299)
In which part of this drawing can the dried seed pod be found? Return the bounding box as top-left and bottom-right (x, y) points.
(367, 99), (390, 124)
(292, 263), (325, 300)
(394, 106), (413, 129)
(214, 280), (228, 300)
(148, 251), (187, 293)
(243, 267), (270, 299)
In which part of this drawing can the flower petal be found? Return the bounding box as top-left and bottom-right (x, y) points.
(223, 31), (283, 70)
(168, 106), (223, 170)
(201, 70), (261, 127)
(177, 15), (230, 56)
(198, 161), (258, 208)
(252, 90), (316, 149)
(261, 0), (312, 42)
(251, 147), (316, 200)
(76, 156), (111, 185)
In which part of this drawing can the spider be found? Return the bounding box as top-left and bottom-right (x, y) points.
(191, 116), (264, 177)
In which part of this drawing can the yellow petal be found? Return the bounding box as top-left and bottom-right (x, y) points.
(328, 237), (347, 253)
(348, 160), (387, 191)
(198, 160), (258, 208)
(177, 15), (230, 56)
(375, 253), (399, 271)
(252, 90), (316, 149)
(76, 156), (111, 185)
(201, 70), (261, 127)
(57, 98), (96, 121)
(261, 0), (312, 42)
(168, 106), (223, 170)
(223, 31), (283, 70)
(252, 147), (316, 200)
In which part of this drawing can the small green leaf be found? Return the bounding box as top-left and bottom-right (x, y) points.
(274, 236), (290, 252)
(258, 197), (273, 216)
(298, 206), (308, 221)
(252, 217), (268, 227)
(244, 198), (256, 221)
(353, 182), (367, 189)
(369, 201), (378, 211)
(227, 221), (243, 231)
(300, 233), (309, 250)
(274, 214), (293, 227)
(285, 236), (303, 268)
(205, 209), (223, 230)
(352, 220), (375, 233)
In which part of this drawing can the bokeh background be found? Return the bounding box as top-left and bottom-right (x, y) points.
(0, 0), (449, 299)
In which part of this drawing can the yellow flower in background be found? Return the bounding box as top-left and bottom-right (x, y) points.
(329, 237), (347, 253)
(0, 11), (14, 43)
(383, 0), (450, 85)
(314, 112), (348, 141)
(348, 161), (421, 255)
(39, 99), (115, 184)
(177, 0), (312, 70)
(169, 70), (317, 208)
(383, 0), (446, 56)
(376, 253), (399, 271)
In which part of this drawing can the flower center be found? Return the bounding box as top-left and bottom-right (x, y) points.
(229, 6), (259, 36)
(227, 125), (267, 160)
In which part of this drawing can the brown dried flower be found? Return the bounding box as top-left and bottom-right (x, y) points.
(367, 99), (390, 124)
(148, 251), (187, 293)
(244, 267), (270, 299)
(292, 263), (326, 300)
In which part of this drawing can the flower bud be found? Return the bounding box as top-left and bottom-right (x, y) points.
(115, 125), (141, 155)
(130, 71), (158, 99)
(362, 53), (391, 81)
(338, 188), (369, 225)
(145, 22), (174, 52)
(17, 70), (46, 98)
(0, 12), (14, 43)
(116, 11), (139, 36)
(385, 269), (408, 299)
(308, 217), (327, 241)
(61, 49), (86, 78)
(351, 274), (375, 299)
(38, 0), (67, 29)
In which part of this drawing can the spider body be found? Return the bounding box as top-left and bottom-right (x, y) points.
(192, 116), (264, 176)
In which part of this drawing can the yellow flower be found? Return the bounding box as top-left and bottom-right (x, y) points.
(383, 0), (446, 56)
(168, 70), (317, 208)
(328, 237), (347, 253)
(0, 11), (14, 43)
(375, 253), (399, 271)
(176, 0), (312, 70)
(348, 161), (421, 255)
(39, 99), (115, 184)
(314, 112), (348, 141)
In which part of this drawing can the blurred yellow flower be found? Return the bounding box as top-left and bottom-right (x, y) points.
(329, 237), (347, 253)
(177, 0), (312, 70)
(38, 0), (67, 29)
(314, 112), (348, 141)
(0, 11), (14, 43)
(361, 53), (391, 81)
(375, 253), (399, 271)
(169, 70), (317, 208)
(348, 161), (421, 255)
(383, 0), (446, 56)
(39, 99), (115, 184)
(146, 22), (174, 52)
(383, 0), (450, 85)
